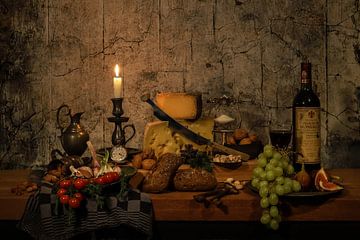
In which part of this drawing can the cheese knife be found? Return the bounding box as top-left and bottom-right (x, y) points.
(141, 94), (250, 161)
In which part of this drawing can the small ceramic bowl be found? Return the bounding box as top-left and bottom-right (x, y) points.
(213, 161), (242, 170)
(212, 154), (242, 170)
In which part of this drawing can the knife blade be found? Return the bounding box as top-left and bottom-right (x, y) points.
(141, 94), (250, 161)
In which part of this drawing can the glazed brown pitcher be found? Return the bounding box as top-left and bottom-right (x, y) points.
(56, 104), (90, 156)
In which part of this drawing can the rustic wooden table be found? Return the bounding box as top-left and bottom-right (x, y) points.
(1, 160), (360, 222)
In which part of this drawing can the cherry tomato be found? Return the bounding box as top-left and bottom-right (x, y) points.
(68, 197), (81, 208)
(59, 179), (72, 189)
(56, 188), (67, 197)
(59, 195), (70, 205)
(73, 192), (85, 202)
(104, 172), (113, 183)
(74, 178), (89, 190)
(105, 172), (120, 183)
(94, 176), (107, 185)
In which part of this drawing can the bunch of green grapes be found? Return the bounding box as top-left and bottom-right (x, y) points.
(251, 144), (301, 230)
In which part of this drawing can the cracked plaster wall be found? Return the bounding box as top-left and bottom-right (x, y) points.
(1, 0), (360, 169)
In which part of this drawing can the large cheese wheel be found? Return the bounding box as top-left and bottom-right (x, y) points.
(143, 118), (214, 158)
(155, 92), (202, 120)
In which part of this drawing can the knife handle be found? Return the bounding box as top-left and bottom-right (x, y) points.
(211, 142), (250, 161)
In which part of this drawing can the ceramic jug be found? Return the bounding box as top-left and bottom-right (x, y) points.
(56, 104), (90, 156)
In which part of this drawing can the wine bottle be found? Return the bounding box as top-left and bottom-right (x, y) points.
(292, 62), (321, 173)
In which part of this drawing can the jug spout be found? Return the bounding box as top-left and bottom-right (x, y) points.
(71, 112), (84, 123)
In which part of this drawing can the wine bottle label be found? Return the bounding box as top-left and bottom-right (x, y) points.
(295, 107), (321, 164)
(301, 70), (310, 84)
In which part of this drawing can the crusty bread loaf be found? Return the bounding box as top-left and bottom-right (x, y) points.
(173, 168), (217, 191)
(142, 153), (184, 193)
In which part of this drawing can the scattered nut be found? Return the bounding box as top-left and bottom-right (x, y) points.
(213, 154), (242, 163)
(234, 183), (244, 190)
(226, 178), (234, 183)
(11, 181), (38, 195)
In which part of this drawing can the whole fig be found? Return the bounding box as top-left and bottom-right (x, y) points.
(294, 162), (312, 191)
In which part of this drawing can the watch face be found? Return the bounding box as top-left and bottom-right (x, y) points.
(110, 145), (127, 163)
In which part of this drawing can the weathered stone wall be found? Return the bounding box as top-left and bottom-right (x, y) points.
(0, 0), (359, 169)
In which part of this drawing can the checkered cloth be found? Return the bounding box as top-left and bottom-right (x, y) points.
(17, 182), (153, 240)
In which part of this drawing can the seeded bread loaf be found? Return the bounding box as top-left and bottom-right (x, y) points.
(174, 168), (217, 191)
(142, 153), (184, 193)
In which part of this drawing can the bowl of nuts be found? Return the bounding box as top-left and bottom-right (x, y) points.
(212, 154), (243, 169)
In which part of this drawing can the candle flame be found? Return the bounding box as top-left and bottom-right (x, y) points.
(114, 64), (120, 77)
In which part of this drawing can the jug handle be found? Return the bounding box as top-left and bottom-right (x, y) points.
(123, 124), (136, 145)
(56, 104), (71, 133)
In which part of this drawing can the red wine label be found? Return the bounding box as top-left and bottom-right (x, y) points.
(295, 107), (321, 164)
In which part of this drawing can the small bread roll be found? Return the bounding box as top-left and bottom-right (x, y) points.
(226, 135), (236, 145)
(249, 133), (257, 142)
(233, 128), (248, 141)
(142, 148), (155, 160)
(142, 159), (156, 170)
(132, 153), (143, 169)
(239, 137), (252, 145)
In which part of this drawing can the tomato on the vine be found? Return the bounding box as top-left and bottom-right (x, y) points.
(104, 172), (120, 183)
(94, 175), (107, 185)
(59, 179), (72, 189)
(73, 192), (84, 201)
(56, 188), (67, 197)
(74, 178), (89, 190)
(68, 197), (81, 208)
(59, 195), (70, 205)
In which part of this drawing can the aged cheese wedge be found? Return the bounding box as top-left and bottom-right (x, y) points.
(155, 92), (202, 120)
(143, 118), (214, 158)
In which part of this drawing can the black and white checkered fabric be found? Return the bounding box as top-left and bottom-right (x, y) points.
(18, 182), (153, 240)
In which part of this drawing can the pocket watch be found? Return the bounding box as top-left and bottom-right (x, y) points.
(110, 145), (127, 163)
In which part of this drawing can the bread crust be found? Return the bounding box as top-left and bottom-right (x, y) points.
(174, 168), (217, 191)
(142, 153), (184, 193)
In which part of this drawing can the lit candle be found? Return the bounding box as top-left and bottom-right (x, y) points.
(113, 64), (122, 98)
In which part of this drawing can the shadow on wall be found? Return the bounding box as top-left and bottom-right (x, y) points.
(348, 140), (360, 168)
(328, 135), (360, 168)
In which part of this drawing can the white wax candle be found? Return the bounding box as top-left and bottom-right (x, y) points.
(113, 64), (122, 98)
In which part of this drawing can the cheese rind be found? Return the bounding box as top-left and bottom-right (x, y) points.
(155, 92), (202, 120)
(143, 118), (214, 158)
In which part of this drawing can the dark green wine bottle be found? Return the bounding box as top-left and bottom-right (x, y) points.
(292, 62), (321, 173)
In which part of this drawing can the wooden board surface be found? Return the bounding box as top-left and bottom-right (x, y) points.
(1, 162), (360, 221)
